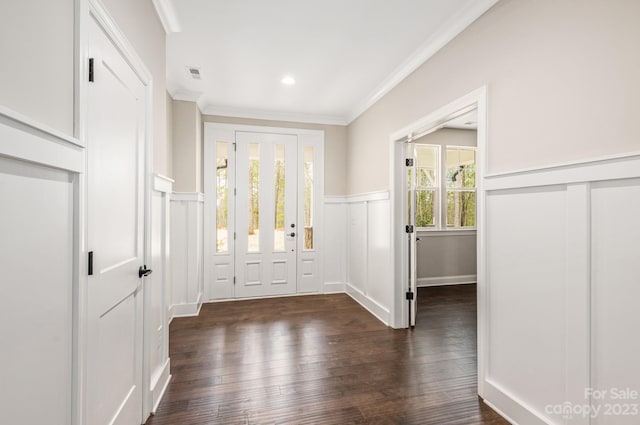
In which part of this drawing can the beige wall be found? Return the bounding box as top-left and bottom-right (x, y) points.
(347, 0), (640, 195)
(0, 0), (74, 135)
(165, 92), (174, 178)
(203, 115), (349, 196)
(172, 100), (202, 192)
(101, 0), (170, 176)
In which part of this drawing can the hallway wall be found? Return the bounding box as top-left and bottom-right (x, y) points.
(347, 0), (640, 194)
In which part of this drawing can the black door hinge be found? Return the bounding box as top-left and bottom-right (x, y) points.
(89, 58), (94, 82)
(88, 251), (94, 275)
(405, 158), (414, 167)
(406, 291), (414, 300)
(405, 225), (414, 233)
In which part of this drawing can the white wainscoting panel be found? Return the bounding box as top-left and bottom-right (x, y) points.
(342, 191), (392, 325)
(590, 179), (640, 425)
(347, 202), (367, 294)
(146, 175), (173, 413)
(482, 153), (640, 425)
(170, 192), (204, 318)
(323, 201), (347, 293)
(485, 186), (568, 425)
(0, 109), (82, 425)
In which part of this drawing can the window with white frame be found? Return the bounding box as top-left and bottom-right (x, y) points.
(412, 144), (476, 230)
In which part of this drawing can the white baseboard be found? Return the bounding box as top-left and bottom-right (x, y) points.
(170, 293), (203, 318)
(417, 274), (477, 287)
(323, 281), (345, 293)
(345, 282), (390, 325)
(150, 358), (171, 414)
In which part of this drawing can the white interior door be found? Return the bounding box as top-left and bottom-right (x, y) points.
(407, 143), (418, 326)
(235, 132), (298, 298)
(86, 15), (146, 425)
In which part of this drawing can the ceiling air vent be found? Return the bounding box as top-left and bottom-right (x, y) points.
(188, 67), (201, 80)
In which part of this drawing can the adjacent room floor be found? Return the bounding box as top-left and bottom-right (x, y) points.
(147, 285), (508, 424)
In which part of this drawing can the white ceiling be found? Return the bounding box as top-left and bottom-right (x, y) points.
(159, 0), (497, 125)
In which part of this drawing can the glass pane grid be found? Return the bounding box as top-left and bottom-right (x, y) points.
(215, 142), (229, 253)
(303, 146), (314, 250)
(274, 144), (285, 252)
(248, 143), (260, 252)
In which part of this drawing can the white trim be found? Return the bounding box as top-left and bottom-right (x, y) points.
(151, 0), (181, 34)
(417, 275), (477, 287)
(170, 302), (201, 317)
(170, 89), (203, 103)
(171, 296), (203, 318)
(482, 399), (518, 425)
(346, 0), (498, 123)
(345, 283), (390, 326)
(204, 122), (325, 136)
(324, 190), (389, 204)
(0, 105), (82, 148)
(483, 379), (549, 425)
(388, 86), (488, 390)
(484, 152), (640, 191)
(153, 174), (175, 193)
(0, 112), (84, 174)
(149, 358), (171, 414)
(88, 0), (152, 85)
(171, 192), (204, 202)
(201, 105), (348, 126)
(323, 282), (346, 294)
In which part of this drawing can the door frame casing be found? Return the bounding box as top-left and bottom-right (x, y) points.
(203, 122), (325, 301)
(75, 0), (156, 422)
(388, 86), (488, 396)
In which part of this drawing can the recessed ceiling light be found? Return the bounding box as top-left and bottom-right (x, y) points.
(281, 75), (296, 86)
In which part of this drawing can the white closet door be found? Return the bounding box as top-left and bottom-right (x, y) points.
(86, 15), (146, 425)
(235, 132), (298, 298)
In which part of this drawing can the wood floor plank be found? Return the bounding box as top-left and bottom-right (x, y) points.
(146, 285), (508, 424)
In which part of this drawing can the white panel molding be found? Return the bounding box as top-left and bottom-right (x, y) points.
(170, 193), (204, 320)
(345, 283), (390, 326)
(145, 175), (173, 420)
(485, 152), (640, 191)
(0, 125), (80, 425)
(170, 294), (203, 318)
(481, 154), (640, 425)
(417, 275), (476, 287)
(171, 192), (205, 202)
(201, 104), (348, 126)
(149, 358), (171, 414)
(323, 282), (346, 293)
(323, 202), (347, 294)
(151, 0), (182, 34)
(0, 107), (83, 173)
(154, 174), (175, 193)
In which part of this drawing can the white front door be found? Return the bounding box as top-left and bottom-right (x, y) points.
(86, 15), (146, 425)
(234, 132), (298, 298)
(204, 124), (323, 300)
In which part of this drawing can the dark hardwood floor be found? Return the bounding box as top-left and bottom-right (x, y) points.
(146, 285), (508, 424)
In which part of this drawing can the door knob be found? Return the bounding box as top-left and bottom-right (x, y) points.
(139, 265), (152, 278)
(289, 232), (296, 237)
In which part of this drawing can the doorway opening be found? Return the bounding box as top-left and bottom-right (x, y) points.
(389, 86), (488, 396)
(203, 123), (325, 301)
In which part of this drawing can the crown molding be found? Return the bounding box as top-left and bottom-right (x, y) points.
(170, 89), (203, 103)
(201, 105), (348, 126)
(152, 0), (181, 34)
(346, 0), (499, 124)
